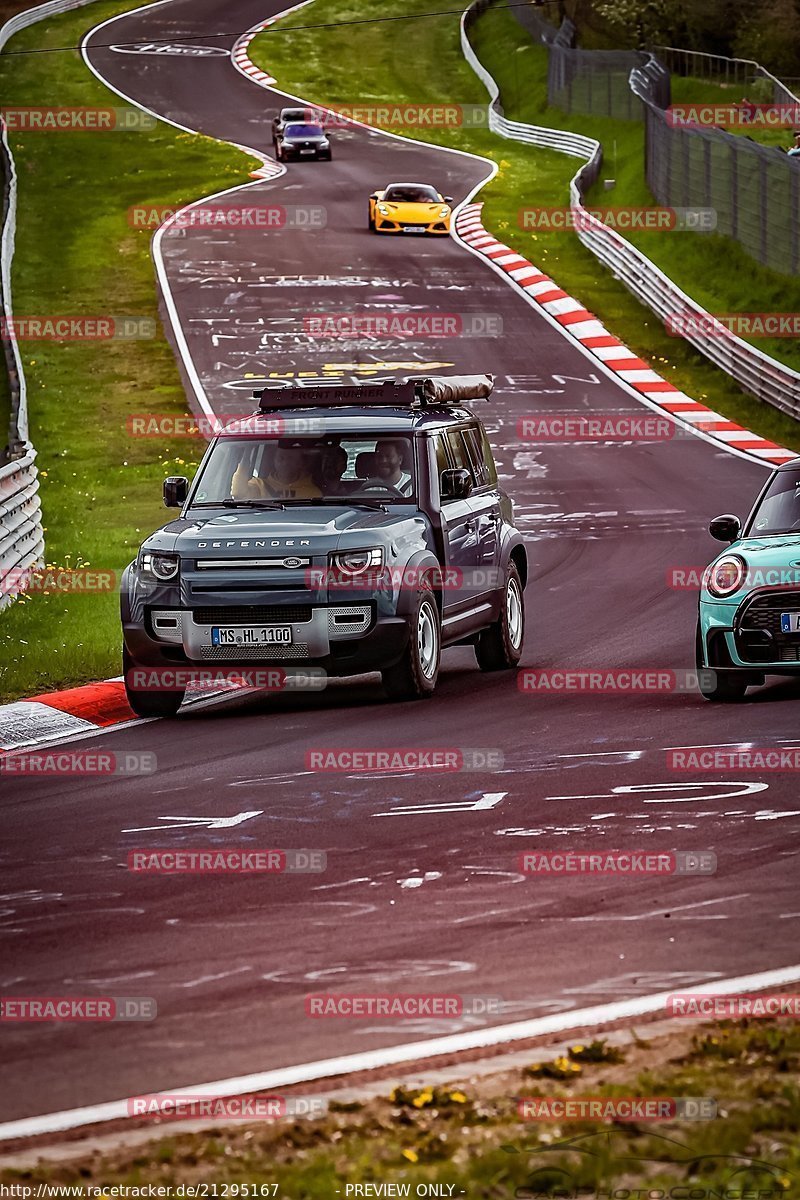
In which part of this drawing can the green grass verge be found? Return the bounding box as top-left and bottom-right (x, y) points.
(0, 1), (258, 702)
(250, 0), (800, 453)
(1, 1021), (797, 1192)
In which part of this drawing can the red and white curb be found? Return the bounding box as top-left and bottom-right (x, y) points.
(230, 0), (314, 179)
(229, 2), (316, 180)
(0, 678), (257, 752)
(456, 204), (796, 466)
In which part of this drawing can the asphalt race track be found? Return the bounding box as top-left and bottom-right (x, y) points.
(2, 0), (799, 1126)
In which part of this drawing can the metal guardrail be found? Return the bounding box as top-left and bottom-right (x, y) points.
(654, 45), (800, 108)
(0, 0), (101, 610)
(461, 0), (800, 423)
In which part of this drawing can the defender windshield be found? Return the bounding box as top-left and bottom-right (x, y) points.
(748, 468), (800, 535)
(191, 434), (417, 505)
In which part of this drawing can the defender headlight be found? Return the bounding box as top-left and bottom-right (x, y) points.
(706, 554), (745, 598)
(139, 550), (180, 583)
(377, 203), (389, 215)
(329, 548), (384, 576)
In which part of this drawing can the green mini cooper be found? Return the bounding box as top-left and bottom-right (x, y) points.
(698, 458), (800, 701)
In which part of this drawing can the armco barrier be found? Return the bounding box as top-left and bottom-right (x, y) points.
(461, 0), (800, 422)
(0, 0), (103, 610)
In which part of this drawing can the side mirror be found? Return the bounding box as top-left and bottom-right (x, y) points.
(709, 513), (740, 542)
(163, 476), (188, 508)
(441, 468), (472, 501)
(444, 196), (454, 203)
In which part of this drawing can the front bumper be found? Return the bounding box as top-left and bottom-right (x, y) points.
(123, 604), (410, 676)
(700, 590), (800, 672)
(374, 218), (450, 235)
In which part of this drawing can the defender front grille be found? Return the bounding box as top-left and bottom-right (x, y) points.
(192, 606), (312, 625)
(199, 644), (310, 660)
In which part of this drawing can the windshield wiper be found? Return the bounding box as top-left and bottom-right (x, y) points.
(315, 497), (390, 512)
(219, 498), (287, 509)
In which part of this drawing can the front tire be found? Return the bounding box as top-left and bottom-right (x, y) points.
(695, 620), (750, 702)
(475, 563), (525, 671)
(382, 586), (441, 700)
(123, 645), (185, 717)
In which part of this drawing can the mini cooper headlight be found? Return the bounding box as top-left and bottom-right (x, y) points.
(329, 548), (384, 576)
(706, 554), (746, 597)
(139, 550), (180, 583)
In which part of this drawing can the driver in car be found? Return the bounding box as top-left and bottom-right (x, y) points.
(373, 440), (412, 496)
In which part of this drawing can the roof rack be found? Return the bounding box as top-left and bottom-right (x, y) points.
(254, 375), (494, 411)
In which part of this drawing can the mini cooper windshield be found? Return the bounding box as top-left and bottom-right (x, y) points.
(191, 435), (417, 505)
(748, 467), (800, 535)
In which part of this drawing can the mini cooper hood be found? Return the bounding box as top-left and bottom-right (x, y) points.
(142, 506), (422, 556)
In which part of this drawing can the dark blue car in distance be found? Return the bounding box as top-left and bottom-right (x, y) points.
(120, 376), (527, 716)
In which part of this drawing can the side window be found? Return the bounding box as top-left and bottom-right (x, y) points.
(462, 424), (497, 489)
(434, 434), (450, 479)
(444, 428), (474, 477)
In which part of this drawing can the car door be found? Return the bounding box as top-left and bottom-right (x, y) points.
(435, 430), (480, 615)
(462, 424), (501, 594)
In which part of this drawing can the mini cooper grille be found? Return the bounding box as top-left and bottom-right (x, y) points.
(735, 590), (800, 664)
(192, 606), (312, 625)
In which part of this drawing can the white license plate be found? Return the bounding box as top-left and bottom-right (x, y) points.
(212, 626), (293, 646)
(402, 225), (425, 232)
(781, 612), (800, 633)
(299, 148), (316, 155)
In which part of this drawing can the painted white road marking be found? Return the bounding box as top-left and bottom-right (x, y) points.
(399, 872), (442, 889)
(571, 894), (750, 922)
(122, 811), (263, 832)
(4, 962), (800, 1142)
(374, 792), (507, 817)
(547, 782), (769, 803)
